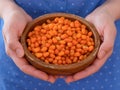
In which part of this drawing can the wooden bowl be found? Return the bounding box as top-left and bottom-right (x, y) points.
(20, 13), (100, 75)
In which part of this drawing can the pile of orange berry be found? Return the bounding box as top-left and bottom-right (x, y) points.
(26, 17), (95, 65)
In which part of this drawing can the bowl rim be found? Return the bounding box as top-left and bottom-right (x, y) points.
(21, 12), (100, 70)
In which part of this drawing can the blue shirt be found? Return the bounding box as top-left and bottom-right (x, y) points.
(0, 0), (120, 90)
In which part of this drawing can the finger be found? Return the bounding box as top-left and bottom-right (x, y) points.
(59, 75), (65, 78)
(47, 75), (56, 83)
(71, 50), (112, 82)
(54, 75), (59, 79)
(8, 48), (49, 81)
(65, 75), (74, 84)
(98, 24), (116, 59)
(3, 27), (24, 57)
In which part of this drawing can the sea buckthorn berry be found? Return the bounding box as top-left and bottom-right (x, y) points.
(88, 46), (94, 52)
(33, 47), (41, 53)
(34, 26), (41, 31)
(35, 53), (42, 58)
(43, 52), (49, 57)
(88, 31), (93, 37)
(46, 19), (51, 24)
(41, 47), (47, 52)
(48, 58), (53, 62)
(74, 52), (80, 57)
(61, 34), (68, 39)
(81, 35), (87, 40)
(27, 17), (95, 65)
(74, 20), (81, 27)
(70, 22), (75, 27)
(58, 51), (65, 56)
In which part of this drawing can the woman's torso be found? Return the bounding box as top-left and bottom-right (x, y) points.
(4, 1), (120, 90)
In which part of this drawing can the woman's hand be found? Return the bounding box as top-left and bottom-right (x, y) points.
(65, 6), (117, 83)
(2, 5), (56, 83)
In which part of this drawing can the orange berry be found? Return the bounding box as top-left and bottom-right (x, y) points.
(41, 47), (47, 52)
(35, 53), (42, 58)
(88, 46), (94, 52)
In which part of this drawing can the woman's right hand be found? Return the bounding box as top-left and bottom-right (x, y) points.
(2, 4), (56, 83)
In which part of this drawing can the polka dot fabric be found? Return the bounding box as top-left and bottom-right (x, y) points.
(0, 0), (120, 90)
(14, 0), (105, 18)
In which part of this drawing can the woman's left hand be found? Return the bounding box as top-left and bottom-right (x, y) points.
(65, 6), (117, 83)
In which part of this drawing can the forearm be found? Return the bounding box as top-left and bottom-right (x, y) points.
(0, 0), (21, 18)
(101, 0), (120, 21)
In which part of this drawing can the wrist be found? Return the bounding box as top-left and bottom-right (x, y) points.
(0, 0), (21, 19)
(101, 0), (120, 21)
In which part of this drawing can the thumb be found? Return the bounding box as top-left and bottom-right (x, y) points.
(97, 24), (116, 59)
(3, 28), (24, 57)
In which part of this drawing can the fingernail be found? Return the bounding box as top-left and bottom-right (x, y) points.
(98, 51), (105, 59)
(50, 80), (56, 83)
(16, 48), (23, 57)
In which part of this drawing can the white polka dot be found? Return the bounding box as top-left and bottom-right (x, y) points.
(44, 11), (47, 13)
(104, 66), (108, 69)
(108, 58), (112, 61)
(49, 4), (52, 7)
(108, 72), (112, 75)
(48, 83), (51, 86)
(101, 85), (104, 89)
(81, 2), (85, 6)
(113, 64), (116, 67)
(25, 88), (28, 90)
(86, 80), (89, 83)
(105, 78), (108, 82)
(118, 83), (120, 85)
(60, 7), (64, 10)
(28, 2), (31, 5)
(109, 84), (113, 87)
(91, 87), (95, 90)
(30, 81), (33, 84)
(114, 77), (117, 80)
(95, 79), (98, 82)
(20, 80), (23, 83)
(72, 3), (75, 6)
(58, 84), (61, 86)
(77, 82), (80, 84)
(34, 10), (37, 13)
(91, 2), (94, 5)
(72, 89), (76, 90)
(15, 85), (18, 88)
(7, 71), (10, 74)
(117, 70), (120, 73)
(39, 3), (42, 6)
(6, 84), (10, 87)
(15, 73), (18, 76)
(82, 88), (85, 90)
(23, 75), (27, 78)
(10, 78), (14, 82)
(86, 10), (89, 13)
(116, 56), (119, 60)
(38, 83), (41, 86)
(99, 72), (103, 76)
(10, 67), (13, 70)
(34, 88), (38, 90)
